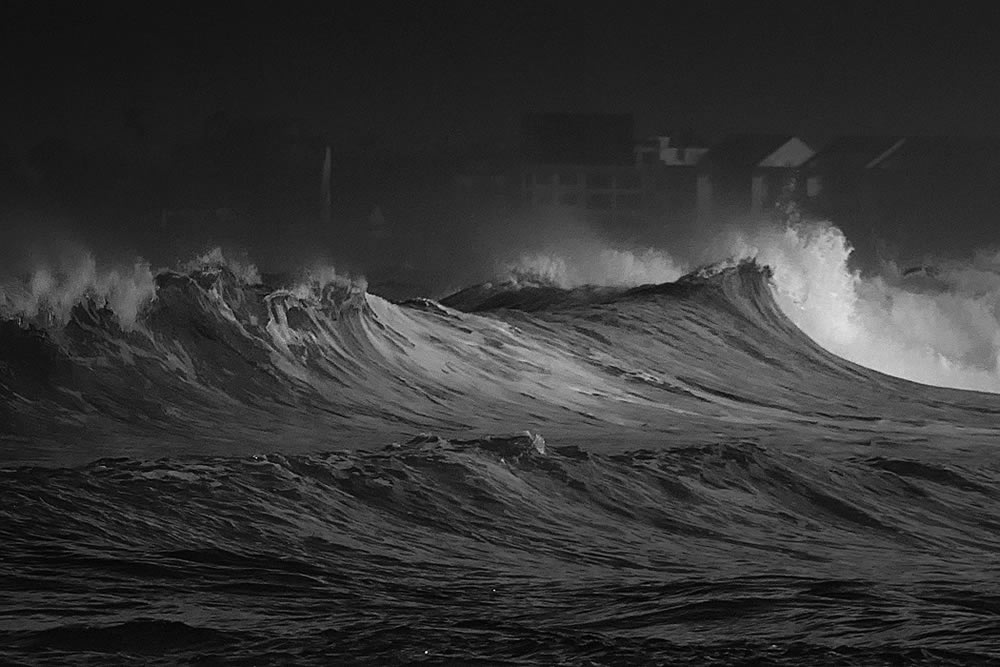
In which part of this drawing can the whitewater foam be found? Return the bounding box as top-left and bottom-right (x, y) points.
(715, 220), (1000, 392)
(0, 251), (156, 330)
(491, 216), (1000, 393)
(181, 247), (262, 286)
(501, 242), (687, 289)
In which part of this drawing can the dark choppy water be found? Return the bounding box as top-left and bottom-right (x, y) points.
(3, 258), (1000, 664)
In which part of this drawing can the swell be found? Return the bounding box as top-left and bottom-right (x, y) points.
(2, 435), (999, 662)
(4, 434), (996, 572)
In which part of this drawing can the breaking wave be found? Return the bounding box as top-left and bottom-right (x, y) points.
(714, 221), (1000, 392)
(0, 251), (156, 330)
(5, 229), (1000, 664)
(502, 246), (686, 288)
(5, 218), (1000, 449)
(4, 231), (1000, 468)
(478, 219), (1000, 393)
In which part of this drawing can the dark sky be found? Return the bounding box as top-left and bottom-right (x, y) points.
(3, 1), (1000, 153)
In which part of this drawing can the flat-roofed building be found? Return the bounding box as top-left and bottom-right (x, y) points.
(520, 113), (644, 229)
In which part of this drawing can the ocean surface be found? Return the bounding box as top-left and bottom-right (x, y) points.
(3, 230), (1000, 665)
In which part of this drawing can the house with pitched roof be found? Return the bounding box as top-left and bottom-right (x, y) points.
(798, 135), (1000, 267)
(799, 136), (903, 216)
(864, 136), (1000, 256)
(695, 135), (815, 222)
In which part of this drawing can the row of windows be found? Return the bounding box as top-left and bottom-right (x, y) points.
(525, 171), (642, 189)
(527, 170), (578, 186)
(526, 190), (643, 210)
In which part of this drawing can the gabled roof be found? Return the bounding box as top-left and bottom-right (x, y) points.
(699, 134), (807, 169)
(866, 136), (1000, 170)
(802, 135), (904, 171)
(758, 137), (815, 168)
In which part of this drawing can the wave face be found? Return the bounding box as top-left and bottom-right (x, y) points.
(3, 243), (1000, 663)
(720, 223), (1000, 392)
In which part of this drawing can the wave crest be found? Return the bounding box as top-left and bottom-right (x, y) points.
(180, 247), (262, 286)
(501, 247), (687, 289)
(719, 220), (1000, 392)
(0, 252), (156, 330)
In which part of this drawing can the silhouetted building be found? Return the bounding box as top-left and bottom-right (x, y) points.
(508, 115), (1000, 263)
(519, 113), (644, 229)
(799, 136), (903, 258)
(635, 133), (710, 238)
(799, 135), (1000, 266)
(696, 135), (815, 222)
(866, 136), (1000, 257)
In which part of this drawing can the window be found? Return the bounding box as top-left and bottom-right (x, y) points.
(807, 175), (822, 197)
(558, 192), (579, 206)
(616, 193), (642, 210)
(586, 172), (613, 189)
(535, 171), (553, 185)
(586, 193), (613, 209)
(616, 171), (641, 189)
(557, 170), (578, 186)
